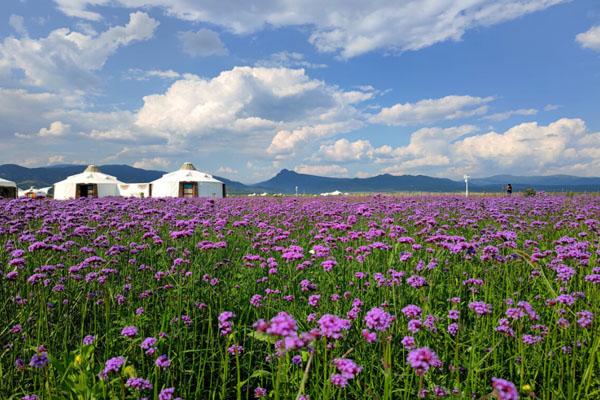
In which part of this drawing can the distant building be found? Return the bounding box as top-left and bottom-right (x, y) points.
(0, 178), (17, 199)
(150, 162), (225, 198)
(53, 165), (123, 199)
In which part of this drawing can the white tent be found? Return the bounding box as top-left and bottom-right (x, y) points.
(118, 183), (151, 198)
(53, 165), (123, 200)
(320, 190), (348, 196)
(0, 178), (17, 199)
(19, 186), (51, 198)
(150, 162), (225, 198)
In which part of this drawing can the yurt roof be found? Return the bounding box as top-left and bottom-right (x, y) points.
(55, 165), (122, 185)
(0, 177), (17, 187)
(152, 162), (223, 184)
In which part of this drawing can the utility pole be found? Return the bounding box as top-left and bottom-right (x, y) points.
(463, 175), (470, 197)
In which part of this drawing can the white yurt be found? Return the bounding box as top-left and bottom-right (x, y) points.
(150, 162), (225, 198)
(118, 183), (151, 198)
(0, 178), (17, 199)
(53, 165), (123, 200)
(19, 186), (50, 198)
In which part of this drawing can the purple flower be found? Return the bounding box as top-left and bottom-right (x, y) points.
(308, 294), (321, 307)
(99, 356), (125, 380)
(362, 329), (377, 343)
(401, 336), (416, 350)
(83, 335), (96, 345)
(401, 304), (422, 319)
(333, 358), (362, 379)
(491, 377), (519, 400)
(364, 307), (395, 331)
(228, 344), (244, 355)
(21, 396), (39, 400)
(254, 387), (268, 398)
(406, 347), (442, 376)
(155, 354), (171, 369)
(29, 352), (49, 369)
(158, 387), (175, 400)
(218, 311), (235, 336)
(318, 314), (351, 339)
(576, 310), (593, 328)
(141, 337), (157, 350)
(121, 326), (138, 338)
(468, 301), (492, 316)
(447, 322), (459, 336)
(265, 312), (297, 337)
(126, 377), (153, 391)
(330, 373), (349, 387)
(250, 294), (263, 307)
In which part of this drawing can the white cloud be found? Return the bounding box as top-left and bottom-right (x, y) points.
(576, 25), (600, 51)
(357, 118), (600, 177)
(483, 108), (537, 122)
(132, 157), (171, 170)
(9, 15), (27, 36)
(256, 51), (327, 69)
(15, 120), (71, 139)
(295, 164), (349, 177)
(370, 95), (494, 126)
(216, 166), (238, 175)
(52, 0), (565, 58)
(124, 68), (182, 81)
(0, 12), (159, 91)
(178, 29), (228, 57)
(134, 66), (372, 155)
(318, 138), (374, 162)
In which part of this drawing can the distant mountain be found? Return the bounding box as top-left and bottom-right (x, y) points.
(254, 169), (464, 193)
(1, 164), (599, 194)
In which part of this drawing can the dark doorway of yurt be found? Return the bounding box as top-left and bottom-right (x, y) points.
(0, 187), (16, 199)
(76, 184), (98, 198)
(179, 182), (197, 198)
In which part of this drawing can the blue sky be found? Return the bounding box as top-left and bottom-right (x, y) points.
(1, 0), (599, 182)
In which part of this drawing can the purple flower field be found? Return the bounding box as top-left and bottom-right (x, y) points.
(1, 195), (598, 399)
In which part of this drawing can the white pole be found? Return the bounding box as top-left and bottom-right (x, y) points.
(464, 175), (470, 197)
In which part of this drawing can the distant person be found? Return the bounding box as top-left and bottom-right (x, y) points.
(505, 184), (513, 195)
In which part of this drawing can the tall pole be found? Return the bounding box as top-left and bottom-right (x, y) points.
(463, 175), (470, 198)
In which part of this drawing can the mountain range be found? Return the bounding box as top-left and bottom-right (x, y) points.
(1, 164), (599, 194)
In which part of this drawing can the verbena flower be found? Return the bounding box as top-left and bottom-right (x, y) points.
(406, 347), (442, 376)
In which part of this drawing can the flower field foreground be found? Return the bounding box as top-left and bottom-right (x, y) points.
(0, 195), (598, 399)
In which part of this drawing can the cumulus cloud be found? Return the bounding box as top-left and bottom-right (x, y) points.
(318, 139), (374, 162)
(134, 66), (372, 155)
(178, 29), (228, 57)
(52, 0), (565, 58)
(337, 119), (600, 177)
(370, 95), (494, 126)
(15, 121), (71, 139)
(0, 12), (159, 91)
(295, 164), (349, 177)
(576, 25), (600, 51)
